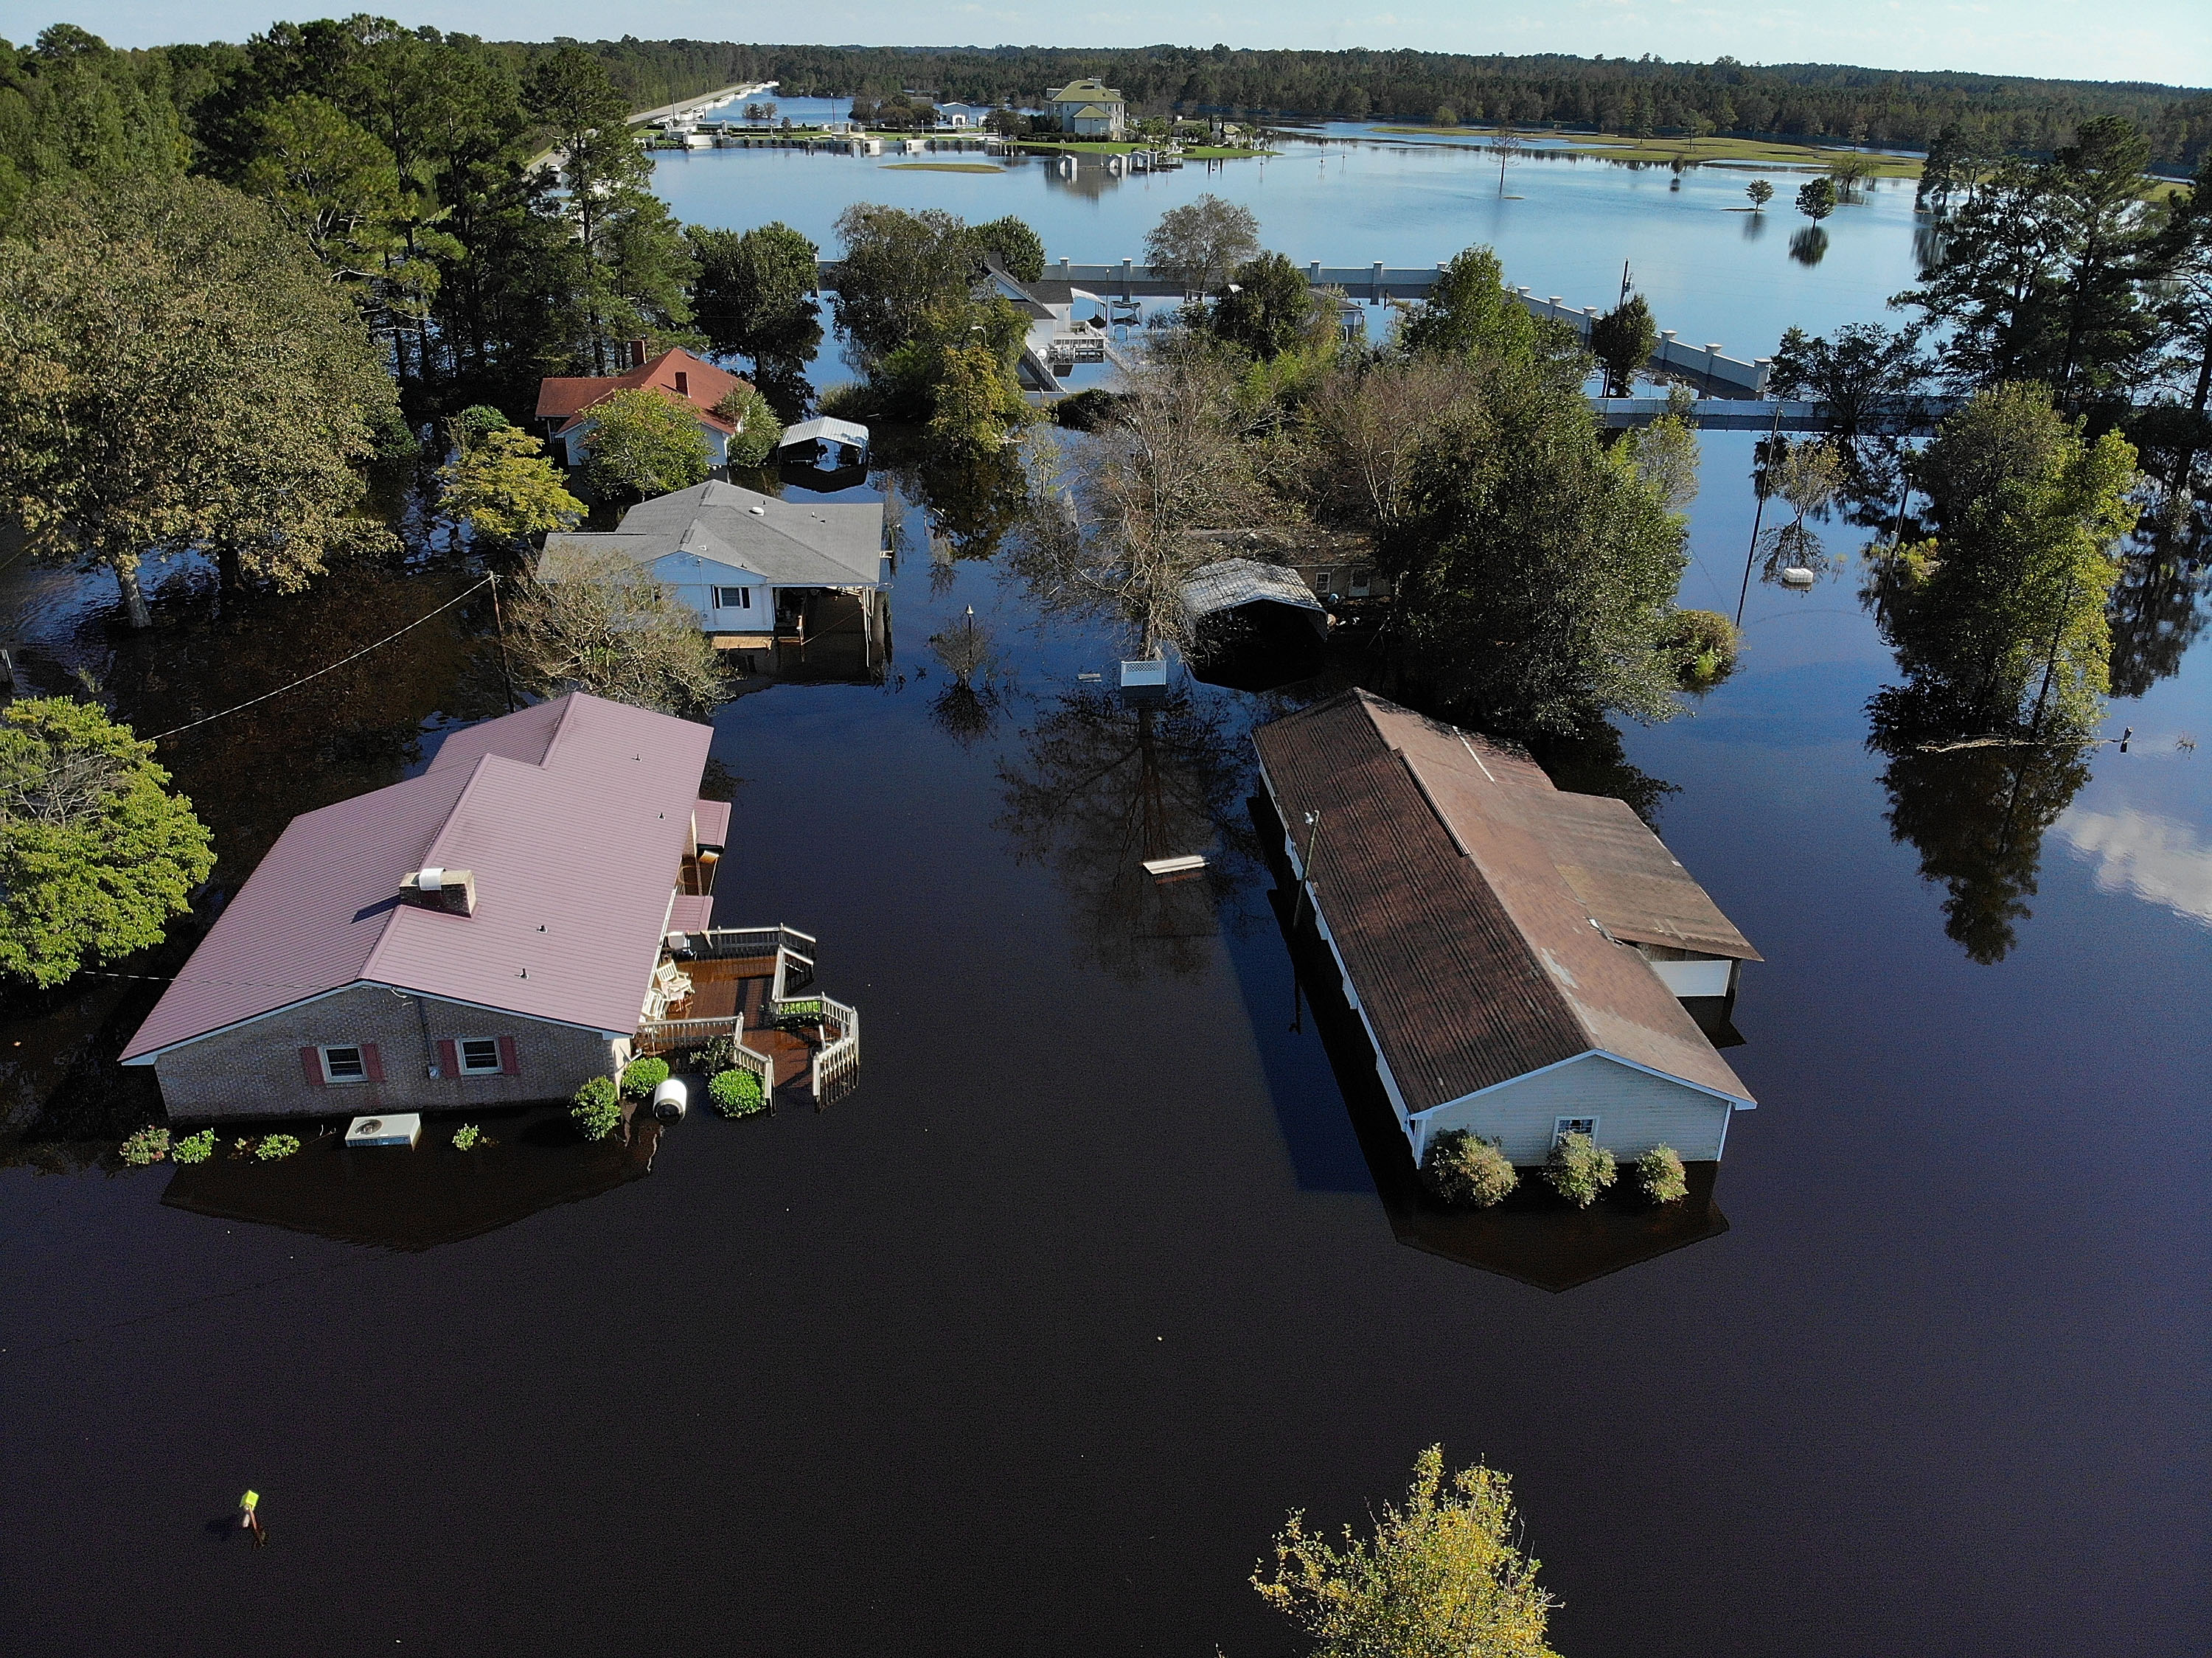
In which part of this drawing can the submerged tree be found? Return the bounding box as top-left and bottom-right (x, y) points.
(514, 552), (725, 714)
(436, 421), (583, 546)
(0, 699), (215, 989)
(995, 686), (1258, 982)
(0, 176), (399, 627)
(580, 387), (712, 501)
(686, 220), (823, 374)
(1141, 193), (1260, 296)
(1589, 293), (1658, 397)
(1209, 251), (1330, 362)
(1253, 1444), (1560, 1658)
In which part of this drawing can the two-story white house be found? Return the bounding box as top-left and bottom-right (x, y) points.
(1043, 79), (1126, 138)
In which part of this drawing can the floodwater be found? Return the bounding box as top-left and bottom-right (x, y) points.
(2, 173), (2209, 1658)
(653, 110), (1928, 368)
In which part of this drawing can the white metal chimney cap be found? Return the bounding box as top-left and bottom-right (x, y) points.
(417, 866), (446, 891)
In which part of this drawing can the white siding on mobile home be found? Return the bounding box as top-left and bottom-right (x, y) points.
(1410, 1053), (1738, 1166)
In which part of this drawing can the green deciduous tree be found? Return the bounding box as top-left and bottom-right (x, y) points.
(1590, 292), (1658, 397)
(0, 175), (399, 627)
(1208, 251), (1328, 362)
(1388, 361), (1694, 734)
(1874, 381), (2138, 732)
(686, 220), (822, 372)
(1141, 192), (1259, 296)
(972, 214), (1046, 283)
(928, 341), (1029, 456)
(1796, 176), (1837, 221)
(580, 387), (712, 501)
(1397, 245), (1571, 375)
(830, 203), (982, 364)
(1254, 1444), (1560, 1658)
(0, 698), (215, 988)
(1746, 178), (1774, 212)
(436, 424), (583, 545)
(714, 384), (783, 468)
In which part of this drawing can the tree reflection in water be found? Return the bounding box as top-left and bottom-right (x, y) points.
(1789, 226), (1829, 266)
(995, 686), (1262, 981)
(2107, 515), (2210, 699)
(1866, 686), (2094, 964)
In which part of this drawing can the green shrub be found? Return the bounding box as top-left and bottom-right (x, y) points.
(1636, 1143), (1689, 1204)
(1421, 1129), (1517, 1207)
(1663, 608), (1740, 689)
(1543, 1132), (1617, 1208)
(1054, 387), (1121, 431)
(709, 1067), (767, 1118)
(572, 1074), (622, 1140)
(621, 1057), (670, 1099)
(815, 381), (873, 423)
(715, 385), (784, 468)
(119, 1125), (170, 1166)
(452, 1123), (481, 1151)
(690, 1034), (736, 1075)
(255, 1133), (300, 1161)
(171, 1128), (215, 1165)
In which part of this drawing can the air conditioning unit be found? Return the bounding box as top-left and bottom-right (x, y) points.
(346, 1113), (421, 1149)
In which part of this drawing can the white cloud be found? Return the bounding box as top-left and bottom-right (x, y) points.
(2056, 805), (2212, 927)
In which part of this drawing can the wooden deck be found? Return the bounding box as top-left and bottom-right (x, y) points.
(656, 955), (819, 1092)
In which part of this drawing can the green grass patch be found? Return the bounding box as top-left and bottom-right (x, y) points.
(1368, 124), (1922, 178)
(883, 162), (1006, 173)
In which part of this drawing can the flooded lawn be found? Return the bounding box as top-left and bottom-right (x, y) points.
(0, 430), (2206, 1655)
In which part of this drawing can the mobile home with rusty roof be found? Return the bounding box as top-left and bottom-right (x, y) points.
(1253, 691), (1760, 1168)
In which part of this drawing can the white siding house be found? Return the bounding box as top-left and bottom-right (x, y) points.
(539, 481), (888, 641)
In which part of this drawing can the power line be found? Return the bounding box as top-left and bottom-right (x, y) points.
(146, 574), (497, 744)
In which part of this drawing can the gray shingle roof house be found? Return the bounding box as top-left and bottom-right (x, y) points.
(122, 694), (726, 1122)
(540, 480), (887, 639)
(1253, 690), (1759, 1169)
(1044, 77), (1125, 136)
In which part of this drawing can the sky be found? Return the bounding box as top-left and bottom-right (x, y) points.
(14, 1), (2209, 88)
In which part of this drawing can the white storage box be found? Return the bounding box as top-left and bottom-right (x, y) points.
(346, 1113), (421, 1149)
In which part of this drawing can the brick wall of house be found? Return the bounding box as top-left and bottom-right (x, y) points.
(147, 983), (626, 1124)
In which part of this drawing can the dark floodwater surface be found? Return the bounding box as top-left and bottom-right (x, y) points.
(2, 201), (2209, 1658)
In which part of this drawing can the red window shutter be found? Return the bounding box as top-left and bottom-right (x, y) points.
(497, 1036), (521, 1076)
(436, 1039), (459, 1079)
(362, 1042), (385, 1082)
(300, 1047), (325, 1086)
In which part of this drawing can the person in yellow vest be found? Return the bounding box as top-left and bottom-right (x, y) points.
(239, 1489), (265, 1546)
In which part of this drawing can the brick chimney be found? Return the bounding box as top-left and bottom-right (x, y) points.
(674, 370), (689, 397)
(400, 866), (477, 916)
(628, 338), (647, 368)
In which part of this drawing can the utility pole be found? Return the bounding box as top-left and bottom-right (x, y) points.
(1736, 401), (1787, 627)
(488, 571), (518, 714)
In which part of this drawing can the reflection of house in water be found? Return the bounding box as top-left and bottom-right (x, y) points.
(161, 1104), (658, 1251)
(1260, 832), (1730, 1292)
(1254, 692), (1760, 1168)
(540, 481), (891, 683)
(1180, 557), (1328, 690)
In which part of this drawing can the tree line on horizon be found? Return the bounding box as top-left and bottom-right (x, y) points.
(6, 27), (2210, 177)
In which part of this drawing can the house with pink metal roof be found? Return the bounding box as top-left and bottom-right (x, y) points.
(122, 692), (858, 1123)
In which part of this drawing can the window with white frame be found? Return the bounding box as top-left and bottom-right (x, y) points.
(1554, 1116), (1599, 1146)
(320, 1045), (369, 1083)
(456, 1038), (503, 1076)
(714, 585), (754, 611)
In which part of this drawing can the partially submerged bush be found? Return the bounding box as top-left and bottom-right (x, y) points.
(1543, 1132), (1616, 1208)
(255, 1133), (300, 1161)
(571, 1074), (622, 1140)
(1636, 1143), (1689, 1204)
(709, 1067), (767, 1118)
(1054, 387), (1121, 431)
(119, 1125), (170, 1166)
(1421, 1129), (1517, 1207)
(451, 1123), (481, 1152)
(620, 1057), (670, 1099)
(170, 1128), (215, 1165)
(1663, 607), (1740, 689)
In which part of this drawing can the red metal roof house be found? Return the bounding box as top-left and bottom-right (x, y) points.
(536, 344), (756, 472)
(122, 693), (734, 1122)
